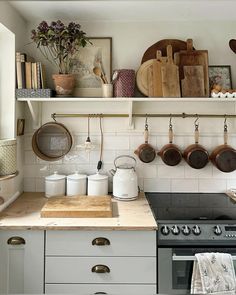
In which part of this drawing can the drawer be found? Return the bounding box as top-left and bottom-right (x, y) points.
(45, 256), (156, 284)
(46, 230), (156, 256)
(45, 283), (156, 294)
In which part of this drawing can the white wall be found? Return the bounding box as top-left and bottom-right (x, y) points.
(0, 2), (28, 199)
(23, 19), (236, 193)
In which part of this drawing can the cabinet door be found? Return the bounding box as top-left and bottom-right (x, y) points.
(0, 230), (44, 294)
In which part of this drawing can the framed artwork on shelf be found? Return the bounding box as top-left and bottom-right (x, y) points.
(208, 65), (232, 90)
(71, 37), (112, 97)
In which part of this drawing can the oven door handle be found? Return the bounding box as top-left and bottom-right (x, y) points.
(172, 255), (236, 261)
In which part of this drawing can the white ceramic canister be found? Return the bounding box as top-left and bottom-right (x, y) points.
(87, 173), (108, 196)
(67, 171), (87, 196)
(45, 171), (66, 198)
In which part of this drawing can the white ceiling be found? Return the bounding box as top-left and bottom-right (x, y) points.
(9, 0), (236, 22)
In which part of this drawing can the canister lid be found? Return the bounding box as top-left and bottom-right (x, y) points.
(45, 171), (66, 181)
(67, 171), (87, 180)
(88, 172), (108, 181)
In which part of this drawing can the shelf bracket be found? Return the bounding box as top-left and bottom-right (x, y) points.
(27, 101), (42, 129)
(128, 101), (134, 129)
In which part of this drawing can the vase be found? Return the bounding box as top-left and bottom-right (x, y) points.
(52, 74), (76, 96)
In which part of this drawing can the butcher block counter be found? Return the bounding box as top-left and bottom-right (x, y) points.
(0, 192), (157, 230)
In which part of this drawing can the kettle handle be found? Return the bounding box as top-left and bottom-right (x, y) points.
(114, 155), (137, 169)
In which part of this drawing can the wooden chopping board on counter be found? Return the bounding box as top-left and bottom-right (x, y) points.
(181, 66), (205, 97)
(174, 39), (209, 97)
(161, 45), (181, 98)
(41, 195), (112, 218)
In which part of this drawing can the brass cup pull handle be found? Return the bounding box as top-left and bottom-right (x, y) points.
(94, 293), (107, 294)
(92, 237), (110, 246)
(92, 265), (110, 273)
(7, 237), (25, 245)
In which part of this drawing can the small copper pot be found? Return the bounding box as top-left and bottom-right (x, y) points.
(158, 124), (182, 166)
(210, 122), (236, 173)
(183, 123), (209, 169)
(134, 118), (156, 163)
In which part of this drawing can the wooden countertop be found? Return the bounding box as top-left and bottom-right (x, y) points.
(0, 192), (157, 231)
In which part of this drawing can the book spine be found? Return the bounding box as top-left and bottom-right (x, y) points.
(25, 62), (32, 89)
(16, 52), (22, 89)
(36, 62), (41, 89)
(32, 63), (37, 89)
(20, 53), (26, 88)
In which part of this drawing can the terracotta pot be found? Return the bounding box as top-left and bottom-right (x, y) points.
(52, 74), (75, 96)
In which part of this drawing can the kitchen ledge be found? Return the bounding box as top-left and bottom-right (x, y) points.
(0, 192), (157, 231)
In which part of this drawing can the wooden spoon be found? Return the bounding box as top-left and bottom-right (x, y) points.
(93, 67), (106, 84)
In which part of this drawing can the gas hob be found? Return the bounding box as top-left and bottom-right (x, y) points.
(146, 192), (236, 246)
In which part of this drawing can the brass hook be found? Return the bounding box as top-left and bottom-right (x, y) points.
(194, 114), (199, 130)
(224, 114), (228, 131)
(51, 113), (57, 122)
(145, 114), (148, 130)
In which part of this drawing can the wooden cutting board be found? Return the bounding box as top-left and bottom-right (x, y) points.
(136, 51), (167, 97)
(152, 50), (165, 97)
(161, 45), (181, 98)
(141, 39), (194, 64)
(181, 65), (205, 97)
(174, 39), (209, 97)
(41, 195), (112, 218)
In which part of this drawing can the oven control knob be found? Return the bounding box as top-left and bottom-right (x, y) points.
(160, 225), (170, 236)
(171, 225), (180, 235)
(192, 225), (201, 236)
(182, 225), (191, 236)
(214, 225), (222, 236)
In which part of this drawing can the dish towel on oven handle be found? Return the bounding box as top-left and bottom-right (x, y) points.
(191, 253), (236, 294)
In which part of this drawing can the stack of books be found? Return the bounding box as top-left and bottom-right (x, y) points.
(16, 52), (46, 90)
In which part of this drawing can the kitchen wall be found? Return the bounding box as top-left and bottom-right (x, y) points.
(0, 2), (28, 202)
(23, 19), (236, 193)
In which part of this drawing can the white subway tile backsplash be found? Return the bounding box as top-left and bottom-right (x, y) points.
(185, 164), (213, 178)
(23, 127), (236, 193)
(24, 177), (36, 192)
(158, 165), (185, 178)
(144, 178), (171, 192)
(199, 179), (227, 193)
(171, 179), (198, 192)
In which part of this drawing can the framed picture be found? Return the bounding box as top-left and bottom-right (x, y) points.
(208, 65), (232, 90)
(71, 37), (112, 97)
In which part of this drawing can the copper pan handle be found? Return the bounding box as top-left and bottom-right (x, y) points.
(144, 129), (149, 144)
(169, 128), (173, 144)
(224, 129), (228, 145)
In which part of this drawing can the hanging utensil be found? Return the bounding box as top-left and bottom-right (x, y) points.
(77, 115), (96, 154)
(158, 116), (182, 166)
(134, 115), (156, 163)
(210, 116), (236, 172)
(93, 67), (106, 84)
(183, 116), (209, 169)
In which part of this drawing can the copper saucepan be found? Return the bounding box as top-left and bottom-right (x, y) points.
(134, 117), (156, 163)
(158, 117), (182, 166)
(183, 118), (209, 169)
(210, 119), (236, 173)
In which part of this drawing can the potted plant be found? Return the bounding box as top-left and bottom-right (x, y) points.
(31, 20), (89, 96)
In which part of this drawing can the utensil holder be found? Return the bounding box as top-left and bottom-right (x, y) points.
(102, 84), (113, 98)
(0, 139), (17, 176)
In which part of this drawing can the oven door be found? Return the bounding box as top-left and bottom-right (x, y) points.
(158, 247), (236, 295)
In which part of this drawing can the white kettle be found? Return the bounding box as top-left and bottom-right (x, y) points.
(110, 155), (138, 201)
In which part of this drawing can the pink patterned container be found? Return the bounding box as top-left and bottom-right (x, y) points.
(113, 69), (135, 97)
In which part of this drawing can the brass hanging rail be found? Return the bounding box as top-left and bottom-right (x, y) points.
(51, 112), (236, 119)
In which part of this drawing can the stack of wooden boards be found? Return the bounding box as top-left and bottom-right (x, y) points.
(136, 39), (209, 98)
(16, 52), (46, 90)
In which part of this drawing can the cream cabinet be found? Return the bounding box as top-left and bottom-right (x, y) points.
(45, 230), (156, 294)
(0, 230), (44, 294)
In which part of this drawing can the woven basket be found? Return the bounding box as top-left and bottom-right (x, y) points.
(0, 139), (17, 176)
(113, 69), (135, 97)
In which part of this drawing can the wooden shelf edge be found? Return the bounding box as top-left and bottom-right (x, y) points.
(17, 97), (236, 102)
(0, 171), (19, 181)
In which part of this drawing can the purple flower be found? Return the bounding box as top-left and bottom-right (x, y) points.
(50, 20), (65, 33)
(37, 21), (49, 33)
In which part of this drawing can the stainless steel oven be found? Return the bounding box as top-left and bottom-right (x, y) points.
(158, 247), (236, 295)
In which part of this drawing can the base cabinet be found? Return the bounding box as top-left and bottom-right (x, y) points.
(0, 230), (44, 294)
(45, 284), (156, 294)
(45, 230), (156, 294)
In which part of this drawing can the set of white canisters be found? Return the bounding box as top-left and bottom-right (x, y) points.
(45, 171), (108, 198)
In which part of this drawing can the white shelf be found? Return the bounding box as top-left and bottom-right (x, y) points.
(17, 97), (236, 102)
